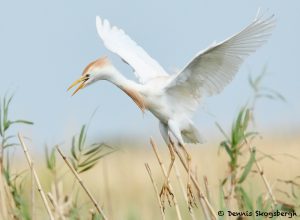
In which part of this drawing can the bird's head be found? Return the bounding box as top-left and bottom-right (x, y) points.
(67, 56), (112, 95)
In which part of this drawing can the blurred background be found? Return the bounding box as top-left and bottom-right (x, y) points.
(0, 0), (299, 148)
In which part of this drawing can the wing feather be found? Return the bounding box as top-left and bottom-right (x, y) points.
(96, 16), (168, 84)
(164, 13), (275, 115)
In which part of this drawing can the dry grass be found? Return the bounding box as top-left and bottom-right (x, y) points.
(1, 131), (299, 219)
(23, 134), (296, 220)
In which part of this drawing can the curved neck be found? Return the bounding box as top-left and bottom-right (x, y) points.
(104, 66), (146, 112)
(105, 67), (139, 90)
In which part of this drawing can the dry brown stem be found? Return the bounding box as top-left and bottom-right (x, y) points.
(56, 145), (108, 220)
(145, 163), (166, 220)
(18, 133), (54, 220)
(170, 141), (217, 220)
(174, 164), (197, 220)
(244, 139), (278, 208)
(150, 138), (183, 220)
(31, 167), (35, 220)
(0, 174), (9, 220)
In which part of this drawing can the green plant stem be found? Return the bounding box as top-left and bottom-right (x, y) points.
(0, 133), (5, 173)
(244, 139), (278, 208)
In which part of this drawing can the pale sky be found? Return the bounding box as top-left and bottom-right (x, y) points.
(0, 0), (299, 147)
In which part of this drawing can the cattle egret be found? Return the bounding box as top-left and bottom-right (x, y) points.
(68, 11), (275, 207)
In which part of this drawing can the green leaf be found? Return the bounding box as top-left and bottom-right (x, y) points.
(236, 186), (254, 212)
(256, 150), (279, 162)
(3, 120), (11, 131)
(70, 158), (78, 171)
(218, 185), (227, 220)
(254, 64), (268, 86)
(11, 120), (34, 125)
(45, 146), (51, 168)
(215, 122), (230, 141)
(248, 74), (257, 91)
(71, 136), (78, 160)
(244, 131), (258, 140)
(255, 195), (272, 220)
(50, 148), (56, 168)
(78, 125), (86, 151)
(260, 87), (286, 102)
(79, 150), (116, 172)
(83, 145), (103, 156)
(45, 146), (56, 171)
(242, 109), (250, 131)
(78, 162), (98, 173)
(3, 135), (14, 142)
(91, 213), (103, 220)
(220, 141), (233, 160)
(221, 177), (228, 186)
(78, 152), (106, 168)
(91, 142), (114, 150)
(3, 95), (11, 129)
(232, 107), (246, 146)
(2, 135), (15, 147)
(4, 156), (11, 182)
(238, 148), (256, 183)
(256, 195), (263, 210)
(3, 143), (19, 149)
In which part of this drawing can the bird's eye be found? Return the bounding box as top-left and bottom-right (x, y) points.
(86, 74), (90, 78)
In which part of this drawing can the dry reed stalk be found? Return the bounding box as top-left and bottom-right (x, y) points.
(0, 174), (9, 220)
(174, 164), (196, 220)
(47, 181), (72, 220)
(103, 158), (113, 220)
(18, 133), (54, 220)
(225, 175), (235, 218)
(2, 176), (17, 219)
(0, 137), (12, 219)
(150, 138), (183, 220)
(31, 165), (35, 220)
(244, 139), (278, 208)
(203, 176), (219, 220)
(203, 176), (211, 205)
(170, 141), (217, 220)
(145, 163), (166, 220)
(47, 192), (67, 220)
(56, 145), (108, 220)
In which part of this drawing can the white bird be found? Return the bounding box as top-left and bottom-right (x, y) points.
(68, 12), (275, 206)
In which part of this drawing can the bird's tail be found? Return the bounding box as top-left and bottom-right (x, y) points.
(181, 123), (204, 144)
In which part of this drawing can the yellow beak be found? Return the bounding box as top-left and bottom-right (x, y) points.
(67, 76), (88, 96)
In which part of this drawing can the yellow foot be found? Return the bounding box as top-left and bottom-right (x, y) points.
(159, 183), (174, 211)
(187, 183), (197, 211)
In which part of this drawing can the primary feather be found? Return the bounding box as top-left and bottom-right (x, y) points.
(96, 16), (169, 84)
(164, 13), (276, 117)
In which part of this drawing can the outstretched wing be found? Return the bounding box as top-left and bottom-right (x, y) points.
(164, 13), (275, 115)
(96, 16), (168, 84)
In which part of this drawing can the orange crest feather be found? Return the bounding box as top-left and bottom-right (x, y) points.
(82, 56), (110, 76)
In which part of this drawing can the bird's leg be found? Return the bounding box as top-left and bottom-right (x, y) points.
(166, 137), (176, 181)
(179, 142), (197, 210)
(167, 120), (197, 209)
(160, 137), (175, 209)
